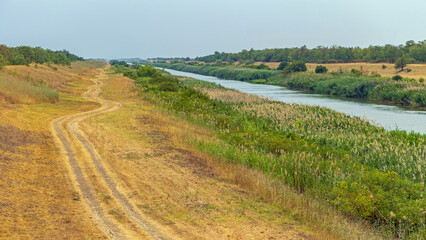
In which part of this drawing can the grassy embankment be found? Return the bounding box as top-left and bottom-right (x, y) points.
(0, 61), (108, 239)
(149, 62), (426, 109)
(115, 65), (425, 239)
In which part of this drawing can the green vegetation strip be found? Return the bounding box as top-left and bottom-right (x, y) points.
(115, 65), (425, 239)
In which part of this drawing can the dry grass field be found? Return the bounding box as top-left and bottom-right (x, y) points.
(250, 62), (426, 79)
(0, 62), (107, 239)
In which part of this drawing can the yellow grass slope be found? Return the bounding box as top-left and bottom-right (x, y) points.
(0, 61), (107, 239)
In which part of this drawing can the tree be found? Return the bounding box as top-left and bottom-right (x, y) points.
(283, 61), (307, 73)
(277, 61), (288, 70)
(11, 54), (30, 65)
(0, 45), (11, 61)
(394, 57), (407, 71)
(0, 55), (7, 70)
(137, 65), (160, 78)
(255, 63), (270, 70)
(315, 65), (328, 73)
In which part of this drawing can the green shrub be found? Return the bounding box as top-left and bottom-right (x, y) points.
(392, 75), (403, 81)
(283, 61), (307, 74)
(370, 71), (381, 78)
(277, 61), (288, 70)
(137, 65), (160, 78)
(350, 68), (362, 76)
(0, 55), (7, 70)
(256, 64), (270, 70)
(315, 65), (328, 73)
(158, 81), (179, 92)
(419, 77), (424, 83)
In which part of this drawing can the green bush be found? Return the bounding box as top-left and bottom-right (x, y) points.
(158, 81), (179, 92)
(370, 71), (381, 78)
(350, 68), (362, 76)
(137, 65), (160, 78)
(256, 63), (270, 70)
(392, 75), (403, 81)
(0, 55), (7, 70)
(283, 61), (307, 74)
(315, 65), (328, 73)
(277, 61), (289, 70)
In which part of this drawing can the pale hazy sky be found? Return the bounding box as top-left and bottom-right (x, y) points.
(1, 0), (425, 59)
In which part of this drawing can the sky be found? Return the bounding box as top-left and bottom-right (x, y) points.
(1, 0), (425, 59)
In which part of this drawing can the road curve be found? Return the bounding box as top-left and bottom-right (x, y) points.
(51, 71), (173, 240)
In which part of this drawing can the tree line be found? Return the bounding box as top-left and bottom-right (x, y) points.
(0, 44), (83, 69)
(194, 40), (426, 64)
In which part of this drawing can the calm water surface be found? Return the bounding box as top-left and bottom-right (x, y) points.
(164, 68), (426, 134)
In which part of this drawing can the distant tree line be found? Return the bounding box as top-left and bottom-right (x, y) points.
(0, 44), (83, 69)
(195, 40), (426, 64)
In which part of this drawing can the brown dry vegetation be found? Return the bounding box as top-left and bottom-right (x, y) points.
(0, 61), (107, 239)
(80, 71), (323, 239)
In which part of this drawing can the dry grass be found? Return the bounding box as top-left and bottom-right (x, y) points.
(0, 75), (58, 103)
(0, 63), (107, 239)
(0, 61), (106, 104)
(249, 61), (426, 80)
(197, 87), (267, 103)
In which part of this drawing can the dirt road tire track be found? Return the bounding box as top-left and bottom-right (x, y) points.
(52, 72), (173, 240)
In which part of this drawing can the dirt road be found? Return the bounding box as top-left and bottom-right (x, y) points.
(52, 72), (173, 240)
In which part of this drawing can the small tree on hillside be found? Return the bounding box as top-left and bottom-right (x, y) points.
(283, 61), (307, 74)
(277, 61), (288, 70)
(394, 57), (407, 71)
(256, 63), (270, 70)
